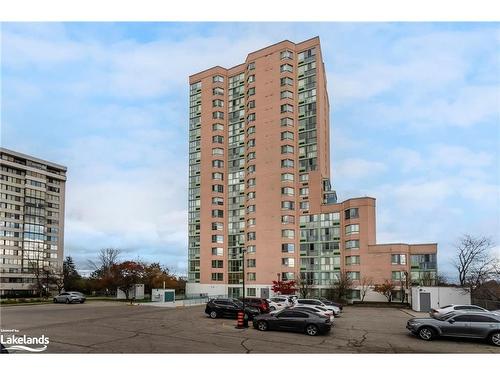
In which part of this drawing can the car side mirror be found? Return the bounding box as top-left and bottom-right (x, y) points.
(449, 319), (455, 324)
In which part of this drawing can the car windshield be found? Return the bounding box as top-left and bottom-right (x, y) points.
(440, 305), (453, 309)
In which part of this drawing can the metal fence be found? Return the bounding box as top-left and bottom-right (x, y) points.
(471, 298), (500, 311)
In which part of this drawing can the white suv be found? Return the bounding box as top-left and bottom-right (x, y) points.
(268, 297), (290, 311)
(295, 298), (341, 316)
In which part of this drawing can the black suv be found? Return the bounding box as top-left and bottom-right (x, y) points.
(205, 298), (260, 319)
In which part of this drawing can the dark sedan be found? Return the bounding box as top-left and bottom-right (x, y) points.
(319, 297), (343, 311)
(406, 311), (500, 346)
(205, 298), (260, 319)
(253, 308), (331, 336)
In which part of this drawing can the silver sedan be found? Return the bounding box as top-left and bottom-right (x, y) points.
(53, 291), (86, 304)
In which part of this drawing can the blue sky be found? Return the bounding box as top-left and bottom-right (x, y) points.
(1, 22), (499, 279)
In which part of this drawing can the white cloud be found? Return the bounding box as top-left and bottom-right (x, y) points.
(334, 158), (387, 180)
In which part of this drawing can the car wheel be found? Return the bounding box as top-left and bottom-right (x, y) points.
(209, 310), (217, 319)
(488, 331), (500, 347)
(306, 324), (319, 336)
(53, 298), (57, 303)
(256, 321), (268, 331)
(417, 327), (436, 341)
(80, 300), (85, 304)
(270, 306), (276, 311)
(65, 298), (70, 304)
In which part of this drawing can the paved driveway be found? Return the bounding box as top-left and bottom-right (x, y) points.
(1, 302), (498, 353)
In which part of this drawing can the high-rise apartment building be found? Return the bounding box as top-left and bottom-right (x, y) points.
(0, 148), (67, 296)
(187, 37), (437, 301)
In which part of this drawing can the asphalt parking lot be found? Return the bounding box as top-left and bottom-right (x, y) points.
(1, 301), (499, 353)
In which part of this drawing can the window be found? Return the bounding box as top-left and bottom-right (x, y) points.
(281, 173), (294, 181)
(281, 145), (294, 154)
(281, 159), (294, 168)
(247, 62), (255, 70)
(345, 240), (359, 250)
(212, 123), (224, 131)
(212, 148), (224, 156)
(212, 222), (224, 231)
(212, 260), (224, 268)
(247, 152), (256, 161)
(212, 235), (224, 244)
(281, 201), (295, 210)
(247, 232), (256, 241)
(211, 247), (223, 256)
(280, 64), (293, 73)
(345, 208), (359, 220)
(282, 243), (295, 253)
(346, 255), (360, 265)
(246, 205), (256, 213)
(247, 178), (256, 187)
(212, 135), (224, 144)
(247, 100), (255, 109)
(247, 74), (255, 83)
(247, 245), (256, 253)
(212, 160), (224, 168)
(247, 288), (256, 297)
(247, 272), (256, 281)
(347, 271), (360, 281)
(247, 138), (256, 148)
(280, 50), (293, 60)
(298, 48), (316, 62)
(247, 165), (256, 174)
(247, 87), (255, 96)
(213, 99), (224, 108)
(247, 259), (256, 267)
(247, 113), (256, 123)
(280, 77), (293, 87)
(213, 75), (224, 83)
(391, 254), (407, 265)
(281, 117), (294, 127)
(281, 131), (294, 140)
(280, 90), (293, 99)
(213, 111), (224, 119)
(247, 191), (256, 200)
(212, 209), (223, 218)
(282, 258), (295, 267)
(281, 187), (294, 196)
(299, 187), (309, 196)
(247, 125), (256, 135)
(282, 229), (295, 239)
(212, 196), (224, 205)
(281, 272), (294, 281)
(211, 273), (223, 281)
(393, 271), (407, 281)
(299, 201), (309, 210)
(281, 104), (293, 113)
(212, 184), (224, 193)
(281, 215), (295, 224)
(213, 87), (224, 96)
(345, 224), (360, 235)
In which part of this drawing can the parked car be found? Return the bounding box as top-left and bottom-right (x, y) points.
(205, 298), (260, 319)
(239, 297), (270, 313)
(53, 291), (86, 304)
(319, 297), (343, 311)
(268, 297), (291, 311)
(406, 311), (500, 346)
(277, 295), (298, 304)
(295, 299), (341, 316)
(253, 308), (332, 336)
(290, 305), (334, 322)
(430, 304), (489, 318)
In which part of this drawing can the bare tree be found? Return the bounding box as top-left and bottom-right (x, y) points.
(296, 273), (314, 299)
(452, 235), (498, 292)
(88, 248), (121, 274)
(50, 265), (65, 294)
(326, 271), (353, 302)
(359, 276), (373, 302)
(26, 253), (45, 298)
